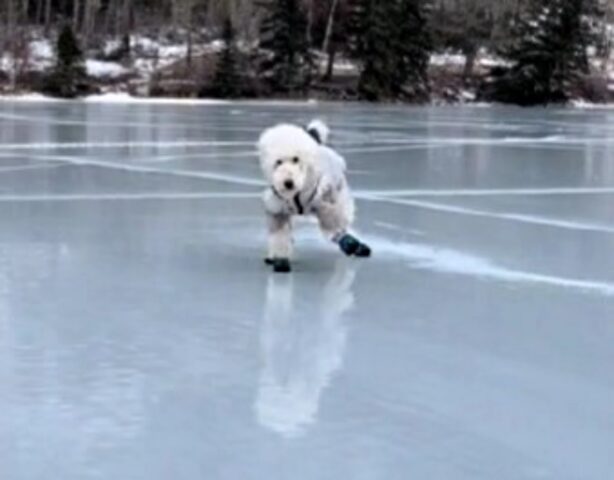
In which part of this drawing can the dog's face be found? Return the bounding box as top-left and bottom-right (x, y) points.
(258, 125), (319, 200)
(270, 155), (309, 199)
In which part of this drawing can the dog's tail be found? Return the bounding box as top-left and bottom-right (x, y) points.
(306, 119), (330, 145)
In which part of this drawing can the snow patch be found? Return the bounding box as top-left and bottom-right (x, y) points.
(460, 90), (476, 101)
(30, 40), (54, 60)
(479, 56), (511, 68)
(82, 92), (231, 104)
(569, 99), (614, 109)
(431, 53), (466, 67)
(430, 51), (509, 69)
(0, 93), (61, 102)
(86, 60), (129, 78)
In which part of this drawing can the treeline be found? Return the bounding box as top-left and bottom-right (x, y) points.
(1, 0), (613, 104)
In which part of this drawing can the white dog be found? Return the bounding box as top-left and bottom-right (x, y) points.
(258, 120), (371, 273)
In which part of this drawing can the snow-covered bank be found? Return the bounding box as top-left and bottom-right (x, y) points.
(0, 92), (322, 106)
(85, 60), (131, 79)
(0, 93), (62, 103)
(0, 92), (231, 105)
(2, 92), (614, 109)
(83, 92), (231, 105)
(3, 35), (614, 105)
(569, 99), (614, 109)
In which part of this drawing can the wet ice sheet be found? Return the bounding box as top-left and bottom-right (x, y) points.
(0, 101), (613, 480)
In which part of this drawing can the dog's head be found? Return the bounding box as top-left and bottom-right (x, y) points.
(258, 124), (319, 200)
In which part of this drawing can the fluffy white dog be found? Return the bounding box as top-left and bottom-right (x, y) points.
(258, 120), (371, 273)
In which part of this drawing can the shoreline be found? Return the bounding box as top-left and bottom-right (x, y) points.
(0, 92), (613, 109)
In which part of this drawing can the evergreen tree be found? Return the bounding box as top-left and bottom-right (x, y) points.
(43, 24), (89, 98)
(481, 0), (604, 105)
(430, 1), (494, 79)
(258, 0), (313, 94)
(349, 0), (396, 100)
(394, 0), (432, 102)
(348, 0), (432, 102)
(211, 18), (242, 98)
(57, 24), (83, 68)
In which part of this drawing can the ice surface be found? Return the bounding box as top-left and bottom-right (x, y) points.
(0, 101), (613, 480)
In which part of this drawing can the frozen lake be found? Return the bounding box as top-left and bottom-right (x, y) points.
(1, 100), (613, 479)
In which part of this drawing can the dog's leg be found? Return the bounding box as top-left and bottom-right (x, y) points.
(265, 212), (293, 273)
(315, 201), (349, 241)
(316, 201), (371, 258)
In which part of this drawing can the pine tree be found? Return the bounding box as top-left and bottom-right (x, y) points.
(348, 0), (432, 102)
(348, 0), (396, 100)
(481, 0), (604, 105)
(57, 24), (84, 69)
(212, 18), (242, 98)
(43, 24), (88, 98)
(258, 0), (313, 94)
(394, 0), (432, 102)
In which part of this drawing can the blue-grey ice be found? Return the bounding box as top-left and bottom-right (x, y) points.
(0, 100), (613, 480)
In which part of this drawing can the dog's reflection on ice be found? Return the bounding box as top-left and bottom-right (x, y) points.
(255, 259), (359, 437)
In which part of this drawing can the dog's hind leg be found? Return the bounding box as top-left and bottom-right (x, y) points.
(316, 201), (350, 242)
(316, 201), (371, 258)
(265, 213), (293, 273)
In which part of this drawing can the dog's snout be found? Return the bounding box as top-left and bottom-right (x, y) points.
(284, 179), (294, 190)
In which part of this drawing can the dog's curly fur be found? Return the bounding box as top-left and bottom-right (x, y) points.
(258, 120), (370, 271)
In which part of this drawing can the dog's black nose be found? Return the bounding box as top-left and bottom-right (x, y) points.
(284, 179), (294, 190)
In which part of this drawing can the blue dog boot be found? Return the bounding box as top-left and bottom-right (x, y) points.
(338, 234), (371, 258)
(338, 234), (360, 256)
(354, 242), (372, 257)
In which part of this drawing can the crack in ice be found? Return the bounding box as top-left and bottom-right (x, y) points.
(359, 187), (614, 197)
(363, 196), (614, 234)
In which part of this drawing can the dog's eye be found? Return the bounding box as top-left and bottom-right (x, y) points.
(275, 159), (283, 168)
(292, 157), (300, 164)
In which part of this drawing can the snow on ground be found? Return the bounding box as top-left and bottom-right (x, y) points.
(430, 53), (467, 67)
(429, 51), (510, 69)
(314, 52), (359, 75)
(1, 34), (613, 105)
(0, 38), (53, 74)
(82, 92), (232, 104)
(5, 92), (614, 109)
(570, 98), (614, 108)
(105, 35), (224, 72)
(0, 56), (11, 73)
(1, 35), (224, 79)
(0, 93), (61, 102)
(478, 56), (512, 68)
(24, 39), (54, 72)
(30, 39), (53, 60)
(86, 60), (130, 79)
(0, 92), (322, 105)
(459, 90), (476, 102)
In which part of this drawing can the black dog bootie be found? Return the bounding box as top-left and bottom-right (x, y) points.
(265, 257), (292, 273)
(338, 234), (372, 258)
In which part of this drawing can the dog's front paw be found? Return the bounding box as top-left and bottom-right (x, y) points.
(338, 234), (360, 256)
(338, 234), (371, 258)
(268, 258), (291, 273)
(354, 242), (371, 257)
